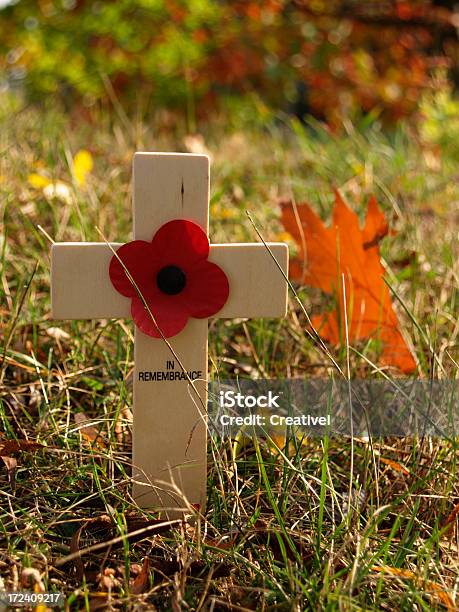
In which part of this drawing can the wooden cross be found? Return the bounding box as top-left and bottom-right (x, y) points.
(51, 153), (288, 514)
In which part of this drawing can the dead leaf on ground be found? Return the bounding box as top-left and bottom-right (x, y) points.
(379, 456), (410, 475)
(70, 515), (113, 580)
(66, 513), (180, 579)
(372, 565), (455, 610)
(1, 455), (17, 489)
(0, 438), (43, 489)
(280, 191), (416, 373)
(74, 413), (107, 448)
(441, 501), (459, 535)
(0, 439), (43, 456)
(131, 557), (150, 594)
(88, 593), (110, 612)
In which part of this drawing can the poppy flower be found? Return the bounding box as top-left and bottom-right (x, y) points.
(109, 219), (229, 338)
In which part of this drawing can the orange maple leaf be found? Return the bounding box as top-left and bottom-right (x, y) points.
(281, 191), (416, 373)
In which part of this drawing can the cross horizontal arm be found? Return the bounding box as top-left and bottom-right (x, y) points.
(51, 242), (288, 320)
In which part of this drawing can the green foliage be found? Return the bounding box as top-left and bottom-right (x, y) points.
(0, 0), (457, 124)
(420, 85), (459, 161)
(0, 0), (222, 104)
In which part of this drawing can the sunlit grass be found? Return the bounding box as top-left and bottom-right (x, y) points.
(0, 100), (458, 609)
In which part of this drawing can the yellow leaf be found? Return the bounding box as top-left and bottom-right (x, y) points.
(73, 149), (93, 186)
(28, 173), (51, 189)
(275, 231), (295, 243)
(220, 208), (238, 219)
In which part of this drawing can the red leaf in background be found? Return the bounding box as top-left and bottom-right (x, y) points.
(280, 191), (416, 373)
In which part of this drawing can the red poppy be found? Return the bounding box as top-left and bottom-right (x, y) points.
(109, 220), (229, 338)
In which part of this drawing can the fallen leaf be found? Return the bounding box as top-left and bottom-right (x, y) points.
(1, 455), (17, 489)
(379, 456), (410, 475)
(281, 192), (416, 372)
(441, 501), (459, 535)
(0, 439), (43, 456)
(0, 438), (43, 489)
(371, 565), (455, 610)
(131, 557), (150, 594)
(28, 173), (51, 189)
(63, 513), (179, 578)
(74, 413), (106, 448)
(70, 515), (113, 580)
(1, 455), (17, 469)
(88, 594), (110, 611)
(275, 231), (295, 243)
(73, 149), (94, 186)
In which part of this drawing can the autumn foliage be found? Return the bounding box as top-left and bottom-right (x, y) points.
(0, 0), (457, 124)
(281, 192), (417, 372)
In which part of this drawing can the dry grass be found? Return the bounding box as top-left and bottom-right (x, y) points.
(0, 98), (458, 610)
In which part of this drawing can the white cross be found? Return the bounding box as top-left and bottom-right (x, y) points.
(51, 153), (288, 515)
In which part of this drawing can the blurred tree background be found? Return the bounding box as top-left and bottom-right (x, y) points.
(0, 0), (457, 127)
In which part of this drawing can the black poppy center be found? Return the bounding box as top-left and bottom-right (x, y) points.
(156, 265), (186, 295)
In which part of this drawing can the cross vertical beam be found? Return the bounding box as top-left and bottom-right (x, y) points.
(131, 153), (209, 512)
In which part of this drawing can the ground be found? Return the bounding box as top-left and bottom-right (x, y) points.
(0, 99), (458, 610)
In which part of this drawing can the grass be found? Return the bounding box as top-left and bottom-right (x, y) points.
(0, 97), (458, 610)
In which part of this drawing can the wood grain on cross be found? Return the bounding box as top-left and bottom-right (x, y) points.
(51, 153), (288, 514)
